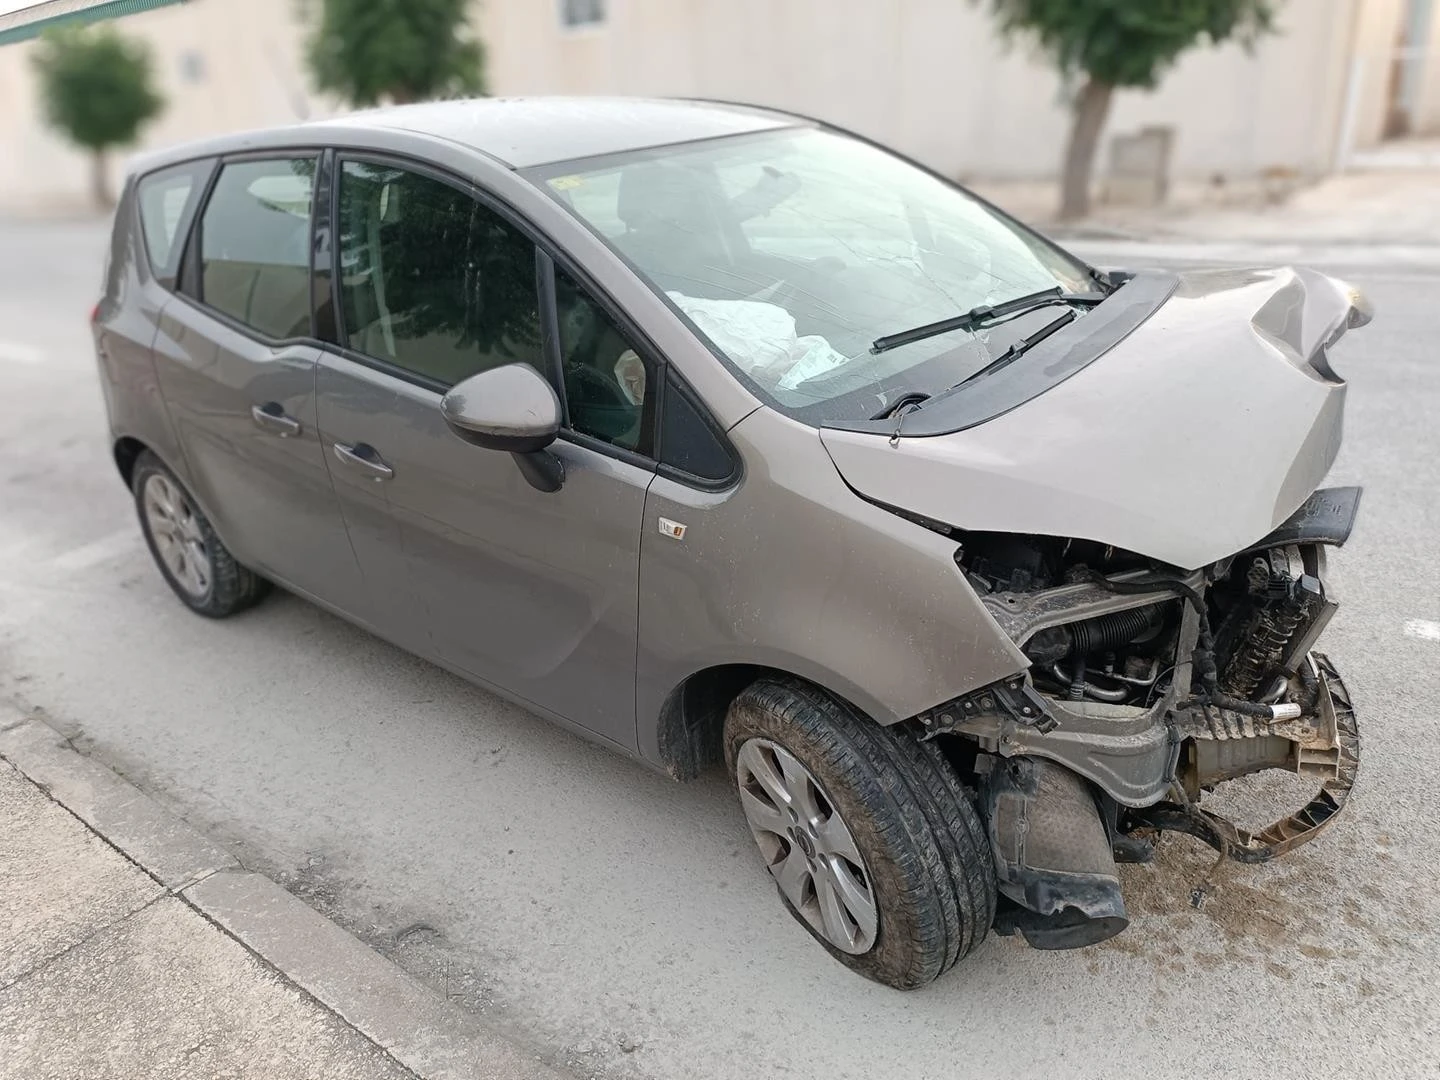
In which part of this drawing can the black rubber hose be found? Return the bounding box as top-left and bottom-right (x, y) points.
(1067, 605), (1163, 657)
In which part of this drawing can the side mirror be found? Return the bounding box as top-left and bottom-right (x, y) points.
(441, 363), (561, 452)
(440, 364), (566, 492)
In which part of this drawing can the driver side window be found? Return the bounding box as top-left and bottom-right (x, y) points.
(555, 268), (654, 456)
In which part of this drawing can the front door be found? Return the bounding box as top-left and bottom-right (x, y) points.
(153, 154), (365, 606)
(316, 157), (659, 748)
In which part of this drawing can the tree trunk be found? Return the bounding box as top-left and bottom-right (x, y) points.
(1059, 78), (1114, 221)
(90, 149), (113, 210)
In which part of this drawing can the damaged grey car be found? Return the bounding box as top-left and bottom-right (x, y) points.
(94, 98), (1368, 989)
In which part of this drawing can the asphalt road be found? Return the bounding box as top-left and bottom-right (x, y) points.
(2, 217), (1438, 1080)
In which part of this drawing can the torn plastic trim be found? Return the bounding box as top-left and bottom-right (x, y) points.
(1131, 652), (1359, 864)
(1243, 485), (1362, 553)
(920, 689), (1180, 808)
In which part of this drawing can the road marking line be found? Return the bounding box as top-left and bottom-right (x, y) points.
(49, 529), (140, 572)
(0, 340), (44, 365)
(1403, 619), (1440, 642)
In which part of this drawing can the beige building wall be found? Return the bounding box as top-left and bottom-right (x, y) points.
(0, 0), (1413, 214)
(0, 0), (334, 214)
(482, 0), (1365, 182)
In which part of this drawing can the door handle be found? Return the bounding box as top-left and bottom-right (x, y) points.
(332, 441), (394, 481)
(251, 402), (302, 437)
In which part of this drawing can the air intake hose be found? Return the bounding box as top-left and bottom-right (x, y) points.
(1024, 604), (1164, 664)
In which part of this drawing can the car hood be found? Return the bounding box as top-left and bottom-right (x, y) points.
(819, 266), (1371, 570)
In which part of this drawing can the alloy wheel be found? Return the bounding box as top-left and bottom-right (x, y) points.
(141, 473), (211, 599)
(734, 737), (878, 954)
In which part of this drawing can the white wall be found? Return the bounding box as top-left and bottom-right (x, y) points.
(0, 0), (333, 214)
(481, 0), (1365, 181)
(0, 0), (1394, 214)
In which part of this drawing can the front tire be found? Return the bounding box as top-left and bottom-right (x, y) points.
(132, 451), (268, 618)
(724, 677), (996, 989)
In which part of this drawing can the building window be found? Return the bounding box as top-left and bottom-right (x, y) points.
(559, 0), (605, 29)
(178, 49), (206, 84)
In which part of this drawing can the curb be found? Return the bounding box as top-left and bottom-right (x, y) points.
(0, 708), (568, 1080)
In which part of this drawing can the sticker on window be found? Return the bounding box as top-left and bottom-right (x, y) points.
(548, 175), (584, 191)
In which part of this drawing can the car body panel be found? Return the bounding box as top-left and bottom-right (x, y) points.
(820, 266), (1362, 571)
(328, 96), (798, 168)
(316, 350), (654, 752)
(149, 297), (366, 600)
(635, 409), (1028, 752)
(94, 184), (193, 489)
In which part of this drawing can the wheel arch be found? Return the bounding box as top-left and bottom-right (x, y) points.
(113, 435), (148, 488)
(649, 661), (880, 781)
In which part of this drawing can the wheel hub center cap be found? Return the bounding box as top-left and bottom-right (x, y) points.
(791, 826), (816, 859)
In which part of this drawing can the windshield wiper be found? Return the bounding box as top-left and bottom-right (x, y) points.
(944, 309), (1078, 392)
(870, 286), (1104, 356)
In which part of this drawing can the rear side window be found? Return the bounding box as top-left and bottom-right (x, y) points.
(196, 157), (316, 339)
(336, 159), (543, 388)
(136, 160), (209, 287)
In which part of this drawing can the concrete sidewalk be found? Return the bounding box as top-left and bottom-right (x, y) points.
(0, 710), (567, 1080)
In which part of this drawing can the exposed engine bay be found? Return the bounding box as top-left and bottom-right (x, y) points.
(918, 487), (1363, 950)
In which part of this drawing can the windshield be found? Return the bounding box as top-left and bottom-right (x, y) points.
(531, 127), (1095, 424)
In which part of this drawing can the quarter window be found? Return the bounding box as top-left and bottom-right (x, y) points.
(197, 157), (316, 339)
(137, 160), (209, 286)
(336, 160), (543, 387)
(555, 269), (653, 455)
(658, 372), (735, 482)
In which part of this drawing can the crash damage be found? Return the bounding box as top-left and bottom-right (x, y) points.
(915, 486), (1363, 948)
(809, 262), (1373, 951)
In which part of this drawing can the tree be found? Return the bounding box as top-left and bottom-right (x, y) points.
(30, 26), (164, 208)
(976, 1), (1276, 219)
(305, 0), (486, 107)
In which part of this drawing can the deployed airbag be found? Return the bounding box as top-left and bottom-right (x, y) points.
(668, 292), (849, 391)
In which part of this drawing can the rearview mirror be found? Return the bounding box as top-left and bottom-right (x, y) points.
(441, 364), (565, 492)
(441, 364), (561, 452)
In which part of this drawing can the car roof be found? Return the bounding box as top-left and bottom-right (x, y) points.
(128, 97), (808, 176)
(327, 97), (806, 168)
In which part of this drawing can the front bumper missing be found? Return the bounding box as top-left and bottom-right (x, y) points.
(1132, 652), (1360, 863)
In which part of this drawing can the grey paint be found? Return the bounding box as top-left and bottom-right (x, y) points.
(326, 96), (799, 168)
(636, 409), (1028, 747)
(94, 188), (189, 488)
(441, 364), (561, 446)
(315, 351), (653, 752)
(149, 300), (366, 602)
(97, 100), (1359, 796)
(821, 266), (1365, 571)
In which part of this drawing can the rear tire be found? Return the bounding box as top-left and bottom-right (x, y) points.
(132, 451), (269, 618)
(724, 677), (996, 989)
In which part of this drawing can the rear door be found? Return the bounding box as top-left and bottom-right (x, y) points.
(314, 155), (657, 747)
(152, 153), (366, 608)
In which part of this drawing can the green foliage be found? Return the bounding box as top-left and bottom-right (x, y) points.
(30, 25), (163, 151)
(305, 0), (486, 107)
(978, 0), (1277, 88)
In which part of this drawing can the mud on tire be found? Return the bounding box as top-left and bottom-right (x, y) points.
(723, 676), (996, 989)
(132, 451), (269, 618)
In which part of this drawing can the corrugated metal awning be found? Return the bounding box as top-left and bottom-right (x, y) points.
(0, 0), (186, 46)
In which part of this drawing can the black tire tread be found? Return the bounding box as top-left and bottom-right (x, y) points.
(132, 450), (269, 618)
(724, 676), (994, 989)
